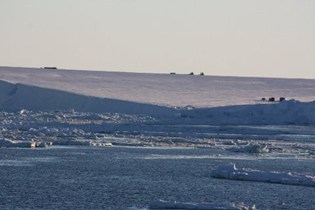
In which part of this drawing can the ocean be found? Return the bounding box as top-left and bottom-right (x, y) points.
(1, 146), (315, 210)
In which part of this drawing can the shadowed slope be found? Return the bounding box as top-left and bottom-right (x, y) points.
(0, 80), (175, 116)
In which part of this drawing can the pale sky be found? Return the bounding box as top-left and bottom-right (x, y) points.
(0, 0), (314, 78)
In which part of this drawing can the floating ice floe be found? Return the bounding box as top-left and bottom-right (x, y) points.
(149, 199), (255, 210)
(211, 163), (315, 187)
(0, 138), (52, 148)
(0, 138), (36, 148)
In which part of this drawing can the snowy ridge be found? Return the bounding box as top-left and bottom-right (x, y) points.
(1, 66), (315, 125)
(0, 80), (174, 116)
(211, 163), (315, 187)
(1, 79), (315, 125)
(1, 66), (315, 107)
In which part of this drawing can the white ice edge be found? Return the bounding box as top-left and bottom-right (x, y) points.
(211, 163), (315, 187)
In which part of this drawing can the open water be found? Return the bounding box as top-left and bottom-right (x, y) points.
(0, 146), (315, 210)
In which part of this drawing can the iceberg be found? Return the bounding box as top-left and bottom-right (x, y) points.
(211, 163), (315, 187)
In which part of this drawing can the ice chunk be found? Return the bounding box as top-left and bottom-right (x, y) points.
(211, 163), (315, 187)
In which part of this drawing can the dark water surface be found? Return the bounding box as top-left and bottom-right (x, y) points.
(0, 146), (315, 210)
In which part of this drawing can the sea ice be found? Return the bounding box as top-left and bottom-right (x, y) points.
(211, 163), (315, 187)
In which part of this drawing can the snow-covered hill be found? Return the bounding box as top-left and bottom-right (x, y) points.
(1, 66), (315, 107)
(1, 66), (315, 125)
